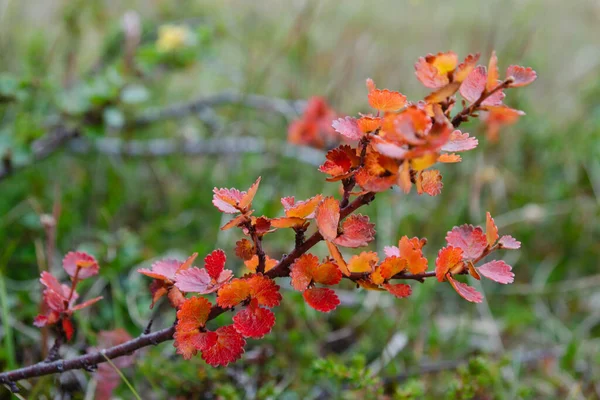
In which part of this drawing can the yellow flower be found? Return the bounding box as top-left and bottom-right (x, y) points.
(156, 24), (192, 53)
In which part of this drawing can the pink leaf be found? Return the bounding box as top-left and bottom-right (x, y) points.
(506, 65), (537, 87)
(447, 275), (483, 303)
(445, 224), (487, 259)
(498, 235), (521, 249)
(441, 130), (478, 152)
(332, 117), (363, 140)
(478, 260), (514, 284)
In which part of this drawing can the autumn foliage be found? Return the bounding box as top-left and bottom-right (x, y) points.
(28, 50), (536, 369)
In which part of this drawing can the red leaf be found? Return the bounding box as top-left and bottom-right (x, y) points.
(290, 254), (318, 291)
(62, 318), (75, 341)
(174, 330), (216, 360)
(383, 283), (412, 298)
(63, 251), (99, 279)
(201, 325), (246, 367)
(486, 212), (499, 246)
(302, 288), (340, 313)
(445, 224), (487, 260)
(319, 146), (358, 179)
(315, 197), (340, 242)
(40, 271), (71, 312)
(477, 260), (514, 284)
(204, 249), (226, 280)
(498, 235), (521, 249)
(506, 65), (537, 87)
(332, 116), (362, 140)
(232, 299), (275, 339)
(447, 275), (483, 303)
(333, 214), (375, 248)
(435, 246), (464, 282)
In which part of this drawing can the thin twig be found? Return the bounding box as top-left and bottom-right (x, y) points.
(451, 78), (514, 128)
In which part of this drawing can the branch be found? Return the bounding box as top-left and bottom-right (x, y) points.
(66, 136), (325, 166)
(0, 125), (79, 183)
(0, 92), (309, 184)
(0, 326), (175, 387)
(132, 91), (306, 127)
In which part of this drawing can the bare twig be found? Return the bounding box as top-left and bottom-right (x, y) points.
(132, 91), (306, 127)
(0, 125), (79, 182)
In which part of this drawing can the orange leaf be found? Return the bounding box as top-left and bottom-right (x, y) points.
(486, 51), (499, 91)
(271, 217), (306, 229)
(217, 279), (251, 308)
(283, 194), (323, 219)
(235, 239), (254, 261)
(290, 254), (318, 291)
(315, 197), (340, 242)
(398, 160), (412, 194)
(247, 275), (282, 307)
(485, 212), (499, 246)
(326, 241), (350, 276)
(453, 53), (480, 83)
(348, 251), (379, 273)
(438, 153), (462, 163)
(414, 51), (458, 89)
(368, 89), (407, 112)
(398, 236), (428, 274)
(435, 246), (464, 282)
(357, 116), (382, 133)
(378, 256), (408, 280)
(238, 177), (261, 210)
(416, 169), (443, 197)
(312, 261), (342, 286)
(176, 297), (212, 333)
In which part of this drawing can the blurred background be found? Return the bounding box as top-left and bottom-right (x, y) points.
(0, 0), (599, 398)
